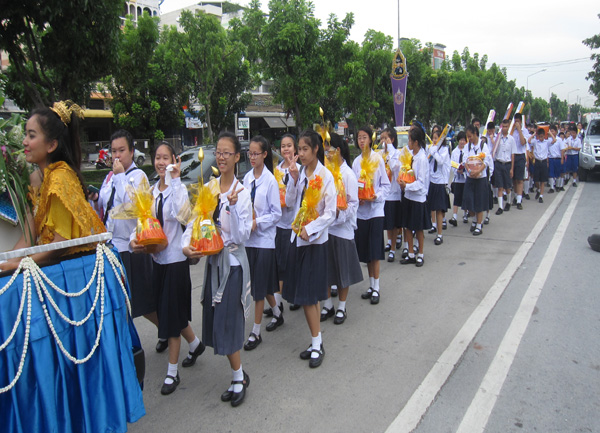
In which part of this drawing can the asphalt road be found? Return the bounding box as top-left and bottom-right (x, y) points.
(128, 174), (600, 433)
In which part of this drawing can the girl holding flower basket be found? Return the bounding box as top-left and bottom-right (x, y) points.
(352, 126), (390, 305)
(283, 130), (336, 368)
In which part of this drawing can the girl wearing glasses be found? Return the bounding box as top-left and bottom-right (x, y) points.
(182, 132), (253, 407)
(241, 136), (282, 351)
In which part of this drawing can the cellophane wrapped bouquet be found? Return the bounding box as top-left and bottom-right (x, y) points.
(110, 178), (167, 253)
(465, 153), (486, 176)
(325, 148), (347, 210)
(375, 144), (392, 181)
(188, 178), (224, 255)
(397, 148), (415, 184)
(358, 147), (378, 200)
(292, 175), (323, 235)
(274, 167), (287, 208)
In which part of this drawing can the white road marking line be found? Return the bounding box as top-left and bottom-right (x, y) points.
(455, 183), (583, 433)
(385, 185), (573, 433)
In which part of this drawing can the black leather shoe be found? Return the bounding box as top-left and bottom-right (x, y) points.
(289, 303), (301, 311)
(449, 217), (457, 227)
(333, 309), (347, 325)
(504, 203), (511, 211)
(155, 339), (168, 353)
(428, 227), (437, 234)
(243, 333), (262, 351)
(361, 289), (373, 299)
(331, 287), (338, 297)
(493, 197), (498, 204)
(182, 341), (206, 367)
(516, 203), (523, 210)
(266, 314), (284, 331)
(524, 193), (530, 200)
(320, 307), (335, 321)
(222, 371), (250, 403)
(264, 302), (283, 317)
(400, 257), (416, 265)
(300, 345), (313, 360)
(370, 291), (380, 305)
(231, 371), (250, 407)
(535, 191), (540, 200)
(309, 344), (325, 368)
(160, 373), (180, 395)
(401, 248), (409, 258)
(495, 208), (503, 215)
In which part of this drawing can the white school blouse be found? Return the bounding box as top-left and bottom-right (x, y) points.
(428, 144), (450, 185)
(181, 178), (253, 267)
(386, 145), (403, 201)
(511, 127), (530, 155)
(285, 160), (336, 246)
(276, 161), (302, 230)
(404, 148), (429, 203)
(450, 146), (467, 184)
(565, 136), (582, 155)
(98, 162), (147, 253)
(531, 138), (554, 161)
(548, 137), (565, 159)
(329, 162), (359, 240)
(352, 150), (391, 220)
(242, 167), (282, 249)
(464, 141), (491, 180)
(494, 134), (516, 163)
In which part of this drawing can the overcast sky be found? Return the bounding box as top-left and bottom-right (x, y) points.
(161, 0), (599, 108)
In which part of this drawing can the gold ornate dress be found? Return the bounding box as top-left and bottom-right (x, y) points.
(31, 161), (106, 255)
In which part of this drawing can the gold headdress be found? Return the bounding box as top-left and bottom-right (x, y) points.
(50, 100), (85, 126)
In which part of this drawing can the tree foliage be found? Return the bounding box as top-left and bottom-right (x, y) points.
(583, 13), (600, 107)
(0, 0), (122, 109)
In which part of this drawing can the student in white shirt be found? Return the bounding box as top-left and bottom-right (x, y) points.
(380, 127), (402, 261)
(353, 126), (391, 304)
(548, 126), (566, 192)
(283, 130), (336, 368)
(449, 131), (468, 225)
(182, 132), (253, 407)
(320, 133), (363, 325)
(493, 119), (516, 215)
(398, 124), (431, 267)
(242, 136), (283, 351)
(427, 126), (451, 245)
(130, 143), (204, 395)
(97, 130), (159, 343)
(462, 125), (490, 236)
(564, 125), (582, 187)
(510, 113), (530, 209)
(528, 127), (556, 202)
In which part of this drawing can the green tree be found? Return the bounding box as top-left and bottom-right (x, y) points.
(583, 14), (600, 107)
(549, 93), (568, 121)
(0, 0), (122, 108)
(102, 13), (185, 146)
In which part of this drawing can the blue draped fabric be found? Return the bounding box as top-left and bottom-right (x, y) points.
(0, 247), (145, 433)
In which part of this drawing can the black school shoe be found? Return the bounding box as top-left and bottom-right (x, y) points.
(263, 302), (284, 317)
(289, 303), (301, 311)
(266, 313), (284, 331)
(243, 333), (262, 351)
(182, 341), (206, 367)
(156, 339), (168, 353)
(400, 256), (416, 265)
(361, 288), (373, 299)
(309, 344), (325, 368)
(221, 371), (250, 406)
(333, 309), (347, 325)
(160, 373), (180, 395)
(320, 307), (335, 322)
(370, 291), (380, 305)
(504, 203), (511, 211)
(449, 217), (458, 227)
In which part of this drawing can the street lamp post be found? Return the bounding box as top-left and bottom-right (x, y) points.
(567, 89), (579, 104)
(548, 82), (563, 101)
(526, 68), (546, 93)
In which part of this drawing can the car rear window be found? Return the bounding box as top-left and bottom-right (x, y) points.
(589, 120), (600, 136)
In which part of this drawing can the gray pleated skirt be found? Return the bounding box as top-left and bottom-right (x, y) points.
(246, 246), (278, 300)
(327, 235), (364, 288)
(282, 240), (328, 305)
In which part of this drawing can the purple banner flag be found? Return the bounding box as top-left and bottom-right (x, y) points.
(391, 48), (408, 127)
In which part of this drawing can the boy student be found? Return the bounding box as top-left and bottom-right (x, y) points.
(528, 127), (556, 203)
(449, 131), (468, 225)
(563, 125), (582, 187)
(510, 113), (530, 210)
(547, 125), (565, 193)
(493, 119), (516, 214)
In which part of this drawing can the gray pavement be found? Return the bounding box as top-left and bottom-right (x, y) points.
(128, 175), (600, 433)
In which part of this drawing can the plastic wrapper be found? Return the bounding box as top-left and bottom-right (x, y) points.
(325, 148), (348, 210)
(397, 149), (415, 184)
(465, 153), (486, 176)
(292, 175), (323, 235)
(110, 177), (167, 252)
(358, 147), (378, 200)
(188, 178), (224, 255)
(274, 167), (287, 208)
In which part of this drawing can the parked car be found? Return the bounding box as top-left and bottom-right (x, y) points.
(578, 118), (600, 181)
(149, 143), (283, 186)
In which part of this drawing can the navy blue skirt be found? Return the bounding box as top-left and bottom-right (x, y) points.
(202, 265), (245, 356)
(327, 235), (364, 288)
(462, 177), (490, 213)
(384, 200), (403, 230)
(427, 182), (450, 212)
(283, 240), (329, 305)
(246, 247), (278, 300)
(275, 227), (292, 281)
(120, 251), (155, 318)
(355, 217), (385, 263)
(451, 182), (465, 207)
(402, 198), (433, 231)
(154, 259), (192, 339)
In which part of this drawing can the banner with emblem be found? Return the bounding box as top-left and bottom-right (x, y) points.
(391, 48), (408, 127)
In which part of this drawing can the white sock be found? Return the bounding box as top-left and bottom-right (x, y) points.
(432, 222), (437, 229)
(337, 300), (346, 313)
(373, 278), (380, 293)
(453, 213), (457, 219)
(476, 223), (482, 229)
(408, 252), (415, 259)
(311, 333), (322, 359)
(272, 304), (281, 318)
(323, 297), (333, 310)
(188, 336), (200, 357)
(249, 323), (261, 341)
(443, 217), (447, 223)
(517, 195), (522, 204)
(396, 235), (402, 243)
(165, 362), (178, 384)
(369, 276), (375, 289)
(274, 292), (283, 306)
(230, 366), (244, 393)
(540, 194), (543, 198)
(437, 234), (443, 239)
(403, 241), (408, 249)
(498, 197), (503, 208)
(417, 253), (424, 259)
(386, 239), (392, 247)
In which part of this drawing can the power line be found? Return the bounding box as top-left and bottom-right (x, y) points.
(499, 57), (590, 67)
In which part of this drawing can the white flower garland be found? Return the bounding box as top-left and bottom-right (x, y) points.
(0, 243), (129, 393)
